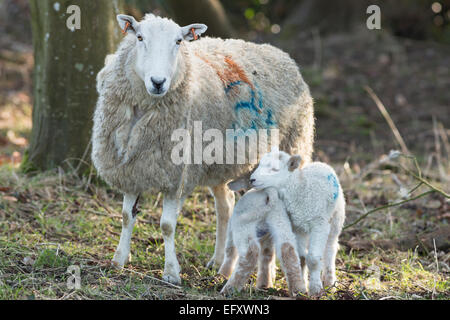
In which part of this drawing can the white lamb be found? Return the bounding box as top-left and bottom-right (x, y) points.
(218, 188), (303, 296)
(250, 149), (346, 295)
(92, 13), (315, 285)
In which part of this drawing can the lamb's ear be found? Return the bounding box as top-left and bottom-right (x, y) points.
(117, 14), (139, 34)
(288, 155), (302, 172)
(181, 24), (208, 41)
(265, 188), (279, 206)
(228, 177), (251, 192)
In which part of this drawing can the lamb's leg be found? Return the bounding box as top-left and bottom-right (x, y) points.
(256, 235), (276, 289)
(161, 195), (186, 285)
(112, 193), (140, 268)
(266, 210), (302, 296)
(218, 220), (238, 278)
(207, 184), (235, 268)
(221, 241), (258, 295)
(322, 230), (339, 289)
(307, 224), (331, 296)
(295, 231), (309, 294)
(322, 207), (344, 289)
(276, 241), (303, 296)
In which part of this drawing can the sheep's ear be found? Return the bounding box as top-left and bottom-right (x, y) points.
(117, 14), (139, 34)
(288, 155), (302, 172)
(181, 24), (208, 41)
(228, 177), (251, 192)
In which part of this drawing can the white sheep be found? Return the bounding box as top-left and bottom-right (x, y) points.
(92, 13), (315, 285)
(218, 187), (304, 296)
(250, 148), (346, 295)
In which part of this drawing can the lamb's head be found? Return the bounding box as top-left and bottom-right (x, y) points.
(250, 148), (302, 189)
(234, 188), (281, 217)
(117, 14), (207, 97)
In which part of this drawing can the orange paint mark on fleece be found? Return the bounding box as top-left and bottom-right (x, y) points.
(195, 53), (255, 91)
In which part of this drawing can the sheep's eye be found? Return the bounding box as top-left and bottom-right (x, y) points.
(137, 35), (143, 42)
(271, 168), (279, 172)
(176, 39), (182, 45)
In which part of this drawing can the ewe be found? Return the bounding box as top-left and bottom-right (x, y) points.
(219, 188), (303, 296)
(250, 149), (346, 295)
(92, 13), (314, 285)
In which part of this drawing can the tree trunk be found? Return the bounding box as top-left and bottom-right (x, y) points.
(165, 0), (234, 38)
(25, 0), (124, 172)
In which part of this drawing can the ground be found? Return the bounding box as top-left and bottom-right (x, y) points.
(0, 26), (449, 299)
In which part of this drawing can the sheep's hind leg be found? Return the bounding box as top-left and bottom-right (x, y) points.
(207, 184), (235, 269)
(256, 234), (276, 289)
(295, 231), (309, 294)
(306, 223), (330, 296)
(221, 241), (258, 295)
(218, 220), (238, 278)
(161, 195), (186, 285)
(112, 193), (140, 268)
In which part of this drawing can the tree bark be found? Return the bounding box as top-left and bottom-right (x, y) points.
(25, 0), (124, 172)
(165, 0), (234, 38)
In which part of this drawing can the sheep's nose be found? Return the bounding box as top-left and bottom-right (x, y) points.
(250, 179), (256, 185)
(151, 77), (166, 90)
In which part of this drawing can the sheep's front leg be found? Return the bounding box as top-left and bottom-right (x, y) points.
(112, 193), (140, 268)
(207, 184), (235, 268)
(307, 223), (330, 296)
(161, 195), (185, 285)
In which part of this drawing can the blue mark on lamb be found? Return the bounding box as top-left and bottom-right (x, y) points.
(327, 174), (340, 200)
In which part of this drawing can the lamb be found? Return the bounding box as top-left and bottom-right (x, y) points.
(250, 148), (346, 295)
(218, 187), (304, 296)
(91, 13), (315, 285)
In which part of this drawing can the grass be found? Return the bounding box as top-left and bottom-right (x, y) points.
(0, 157), (448, 300)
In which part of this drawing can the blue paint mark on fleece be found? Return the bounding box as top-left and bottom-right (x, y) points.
(226, 82), (276, 133)
(225, 81), (242, 93)
(327, 174), (340, 201)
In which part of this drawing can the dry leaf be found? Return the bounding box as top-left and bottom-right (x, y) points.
(2, 196), (18, 202)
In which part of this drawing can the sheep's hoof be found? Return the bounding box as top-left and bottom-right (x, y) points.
(111, 258), (125, 269)
(111, 260), (121, 268)
(162, 273), (181, 285)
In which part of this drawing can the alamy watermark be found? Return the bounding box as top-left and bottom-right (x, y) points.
(66, 265), (81, 290)
(367, 5), (381, 30)
(171, 122), (280, 165)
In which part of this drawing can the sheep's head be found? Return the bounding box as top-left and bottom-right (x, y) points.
(117, 14), (207, 97)
(250, 148), (302, 189)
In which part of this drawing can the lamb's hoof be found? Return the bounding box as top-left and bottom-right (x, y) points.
(256, 281), (273, 290)
(220, 284), (238, 296)
(162, 273), (181, 285)
(218, 264), (232, 278)
(322, 277), (337, 290)
(308, 283), (324, 297)
(206, 257), (221, 269)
